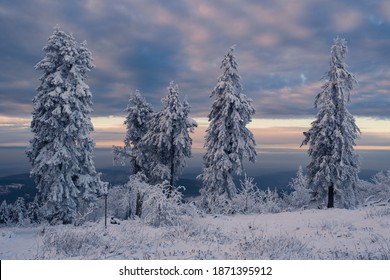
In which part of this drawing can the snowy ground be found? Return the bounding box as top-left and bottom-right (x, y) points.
(1, 206), (390, 260)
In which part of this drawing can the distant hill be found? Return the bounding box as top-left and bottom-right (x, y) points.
(0, 173), (35, 203)
(0, 168), (381, 203)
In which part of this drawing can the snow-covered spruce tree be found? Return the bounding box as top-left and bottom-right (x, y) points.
(301, 37), (360, 209)
(26, 27), (106, 224)
(113, 90), (153, 217)
(0, 200), (10, 224)
(141, 81), (197, 189)
(27, 196), (42, 224)
(199, 46), (257, 213)
(11, 197), (27, 225)
(113, 90), (154, 174)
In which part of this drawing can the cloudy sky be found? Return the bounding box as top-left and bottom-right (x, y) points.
(0, 0), (389, 158)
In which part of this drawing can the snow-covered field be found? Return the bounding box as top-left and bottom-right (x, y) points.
(1, 205), (390, 260)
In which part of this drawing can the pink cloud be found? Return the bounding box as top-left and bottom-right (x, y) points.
(332, 10), (364, 32)
(254, 34), (280, 48)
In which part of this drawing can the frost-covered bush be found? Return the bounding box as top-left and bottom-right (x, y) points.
(232, 176), (282, 214)
(284, 166), (312, 210)
(196, 194), (236, 216)
(107, 184), (131, 220)
(364, 205), (390, 219)
(234, 176), (261, 214)
(357, 171), (390, 207)
(108, 173), (197, 226)
(141, 181), (197, 227)
(107, 173), (150, 220)
(258, 188), (282, 213)
(108, 173), (158, 220)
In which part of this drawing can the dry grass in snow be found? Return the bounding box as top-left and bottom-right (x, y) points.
(1, 206), (390, 260)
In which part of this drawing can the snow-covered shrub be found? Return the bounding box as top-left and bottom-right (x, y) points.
(108, 173), (196, 226)
(234, 176), (261, 214)
(356, 179), (375, 206)
(196, 194), (236, 216)
(141, 181), (196, 227)
(367, 171), (390, 205)
(357, 171), (390, 207)
(369, 234), (390, 260)
(284, 166), (312, 210)
(258, 188), (282, 213)
(232, 176), (282, 214)
(108, 184), (135, 220)
(364, 205), (390, 219)
(107, 173), (150, 220)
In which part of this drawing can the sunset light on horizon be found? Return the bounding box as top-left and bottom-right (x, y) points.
(0, 0), (389, 172)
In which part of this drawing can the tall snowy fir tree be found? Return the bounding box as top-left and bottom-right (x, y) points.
(112, 90), (154, 218)
(113, 90), (154, 174)
(301, 37), (360, 209)
(26, 27), (106, 224)
(124, 90), (154, 174)
(199, 46), (257, 213)
(141, 81), (197, 189)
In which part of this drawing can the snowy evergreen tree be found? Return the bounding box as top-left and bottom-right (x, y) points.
(27, 196), (42, 224)
(26, 26), (106, 224)
(0, 200), (10, 224)
(11, 197), (27, 225)
(113, 90), (154, 174)
(301, 37), (360, 209)
(112, 90), (155, 218)
(141, 81), (197, 189)
(288, 166), (311, 209)
(199, 46), (257, 212)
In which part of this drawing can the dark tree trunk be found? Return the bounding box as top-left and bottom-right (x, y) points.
(104, 194), (107, 229)
(327, 184), (334, 208)
(135, 192), (143, 217)
(133, 160), (141, 174)
(168, 133), (175, 196)
(170, 153), (174, 187)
